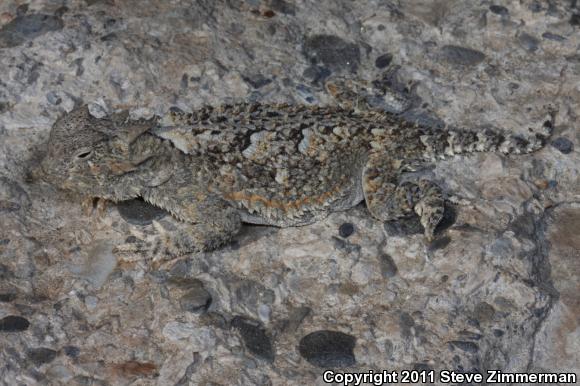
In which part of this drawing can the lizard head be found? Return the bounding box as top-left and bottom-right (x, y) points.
(39, 105), (159, 201)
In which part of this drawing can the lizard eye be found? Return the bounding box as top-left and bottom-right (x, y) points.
(75, 149), (93, 160)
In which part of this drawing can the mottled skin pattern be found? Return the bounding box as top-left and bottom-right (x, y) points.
(39, 102), (552, 255)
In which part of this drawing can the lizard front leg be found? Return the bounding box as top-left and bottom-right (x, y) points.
(154, 191), (241, 256)
(117, 188), (242, 259)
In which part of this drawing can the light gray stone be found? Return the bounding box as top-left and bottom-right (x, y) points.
(0, 0), (578, 384)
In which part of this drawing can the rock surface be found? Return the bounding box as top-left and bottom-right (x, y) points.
(0, 0), (578, 385)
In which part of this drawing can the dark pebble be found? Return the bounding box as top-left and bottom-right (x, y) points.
(449, 341), (479, 353)
(231, 316), (275, 362)
(55, 6), (69, 17)
(298, 330), (356, 368)
(46, 91), (62, 105)
(528, 1), (542, 12)
(459, 331), (483, 341)
(332, 237), (361, 254)
(550, 137), (574, 154)
(117, 198), (167, 226)
(302, 65), (331, 84)
(413, 363), (433, 371)
(0, 264), (13, 280)
(0, 315), (30, 332)
(242, 74), (272, 89)
(379, 253), (398, 278)
(169, 106), (185, 114)
(87, 0), (114, 5)
(279, 306), (311, 333)
(440, 45), (485, 66)
(489, 5), (509, 16)
(384, 215), (424, 236)
(492, 329), (504, 337)
(124, 235), (138, 243)
(180, 73), (189, 89)
(428, 235), (451, 251)
(509, 213), (535, 239)
(0, 14), (64, 48)
(399, 312), (415, 328)
(27, 347), (57, 365)
(295, 83), (315, 103)
(262, 9), (276, 18)
(0, 293), (16, 302)
(546, 2), (559, 17)
(63, 345), (81, 358)
(401, 111), (446, 130)
(303, 34), (360, 72)
(571, 14), (580, 26)
(179, 281), (212, 313)
(542, 32), (566, 42)
(374, 53), (393, 69)
(518, 33), (540, 52)
(200, 311), (228, 330)
(270, 0), (296, 15)
(435, 202), (457, 235)
(72, 57), (85, 76)
(16, 4), (29, 16)
(338, 223), (355, 238)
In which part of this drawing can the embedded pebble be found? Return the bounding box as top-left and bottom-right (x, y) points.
(279, 306), (310, 333)
(542, 32), (566, 42)
(374, 53), (393, 69)
(63, 346), (80, 358)
(550, 137), (574, 154)
(428, 235), (451, 251)
(46, 91), (62, 105)
(231, 316), (275, 362)
(303, 35), (360, 72)
(518, 33), (540, 52)
(298, 330), (356, 368)
(242, 74), (272, 89)
(0, 293), (16, 302)
(440, 45), (486, 66)
(0, 315), (30, 332)
(0, 14), (63, 48)
(117, 198), (167, 225)
(379, 253), (398, 278)
(413, 363), (433, 371)
(179, 281), (212, 313)
(434, 203), (457, 234)
(303, 65), (331, 83)
(338, 222), (355, 238)
(449, 341), (479, 354)
(0, 1), (577, 384)
(270, 0), (296, 15)
(27, 347), (58, 366)
(489, 5), (509, 16)
(384, 216), (424, 236)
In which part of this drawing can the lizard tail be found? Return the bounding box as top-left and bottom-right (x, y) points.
(420, 119), (553, 158)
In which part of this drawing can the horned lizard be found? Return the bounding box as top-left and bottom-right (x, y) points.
(38, 89), (553, 256)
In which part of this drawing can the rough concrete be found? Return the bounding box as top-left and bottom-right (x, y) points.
(0, 0), (578, 385)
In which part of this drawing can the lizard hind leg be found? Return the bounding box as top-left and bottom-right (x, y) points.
(362, 154), (445, 239)
(413, 180), (445, 240)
